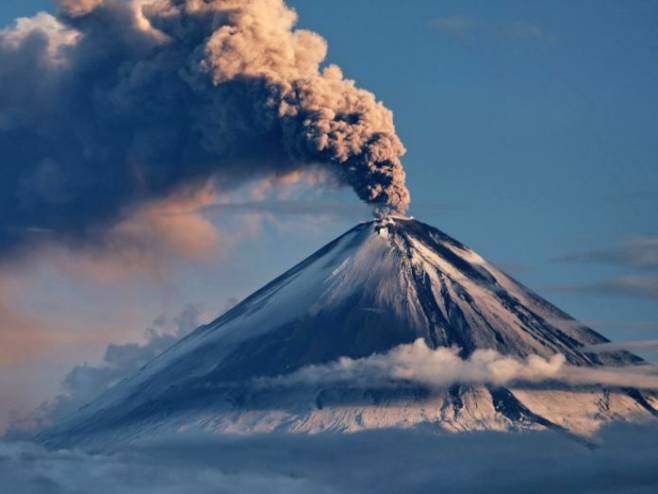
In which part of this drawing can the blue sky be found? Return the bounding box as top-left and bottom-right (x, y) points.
(290, 0), (658, 334)
(1, 1), (657, 427)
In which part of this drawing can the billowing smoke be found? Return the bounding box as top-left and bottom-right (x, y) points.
(0, 0), (409, 257)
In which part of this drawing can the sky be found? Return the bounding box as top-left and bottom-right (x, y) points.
(0, 0), (657, 431)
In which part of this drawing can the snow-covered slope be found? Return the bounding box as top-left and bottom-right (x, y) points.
(41, 217), (657, 448)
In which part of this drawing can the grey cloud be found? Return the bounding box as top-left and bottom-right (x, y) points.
(546, 318), (658, 334)
(431, 15), (554, 44)
(584, 340), (658, 354)
(0, 0), (409, 259)
(493, 261), (534, 274)
(430, 15), (480, 36)
(499, 20), (556, 44)
(199, 199), (370, 218)
(560, 276), (658, 301)
(3, 423), (658, 493)
(558, 237), (658, 269)
(579, 320), (658, 331)
(196, 198), (461, 219)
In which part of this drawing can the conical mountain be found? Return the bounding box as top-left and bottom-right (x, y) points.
(42, 217), (657, 448)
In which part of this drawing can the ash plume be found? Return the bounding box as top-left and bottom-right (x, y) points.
(0, 0), (409, 257)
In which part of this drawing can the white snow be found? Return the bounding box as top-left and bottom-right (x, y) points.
(43, 218), (657, 448)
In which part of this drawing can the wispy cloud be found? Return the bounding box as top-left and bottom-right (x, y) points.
(494, 262), (535, 274)
(191, 198), (461, 220)
(557, 276), (658, 301)
(557, 237), (658, 269)
(430, 15), (555, 44)
(584, 340), (658, 354)
(581, 320), (658, 331)
(548, 318), (658, 333)
(198, 199), (369, 218)
(259, 339), (658, 390)
(430, 15), (480, 36)
(499, 20), (556, 44)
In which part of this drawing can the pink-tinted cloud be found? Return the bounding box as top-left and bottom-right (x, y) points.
(0, 282), (69, 367)
(48, 183), (222, 282)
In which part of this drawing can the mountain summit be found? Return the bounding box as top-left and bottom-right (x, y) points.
(42, 217), (657, 448)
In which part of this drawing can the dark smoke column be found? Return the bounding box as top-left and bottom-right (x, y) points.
(188, 0), (411, 212)
(0, 0), (411, 255)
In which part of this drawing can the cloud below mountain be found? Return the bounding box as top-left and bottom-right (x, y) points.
(3, 424), (658, 493)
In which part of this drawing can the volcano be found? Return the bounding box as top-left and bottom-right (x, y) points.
(42, 217), (658, 448)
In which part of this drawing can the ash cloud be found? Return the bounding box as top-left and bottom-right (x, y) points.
(0, 0), (409, 258)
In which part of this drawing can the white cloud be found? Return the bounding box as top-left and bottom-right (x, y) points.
(260, 339), (658, 390)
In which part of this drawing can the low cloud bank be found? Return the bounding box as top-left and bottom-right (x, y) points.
(11, 336), (658, 438)
(261, 339), (658, 390)
(3, 424), (658, 493)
